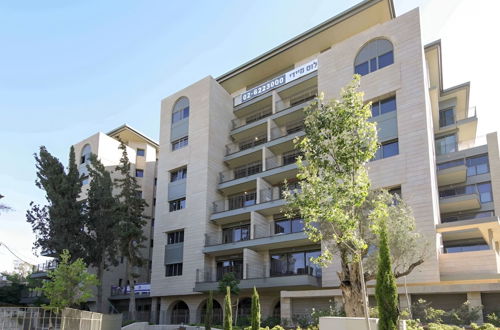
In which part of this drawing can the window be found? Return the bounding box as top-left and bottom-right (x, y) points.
(439, 108), (455, 127)
(170, 167), (187, 182)
(371, 96), (396, 117)
(169, 198), (186, 212)
(167, 230), (184, 244)
(354, 39), (394, 76)
(441, 211), (494, 223)
(80, 144), (91, 164)
(466, 155), (489, 176)
(444, 238), (489, 253)
(435, 134), (457, 155)
(437, 159), (464, 171)
(222, 225), (250, 244)
(439, 182), (492, 203)
(270, 250), (321, 277)
(228, 191), (256, 210)
(172, 136), (189, 151)
(165, 263), (183, 276)
(171, 97), (190, 124)
(274, 215), (304, 235)
(136, 169), (144, 177)
(216, 259), (243, 280)
(137, 148), (145, 157)
(233, 162), (262, 179)
(282, 150), (303, 166)
(373, 140), (399, 160)
(477, 182), (492, 203)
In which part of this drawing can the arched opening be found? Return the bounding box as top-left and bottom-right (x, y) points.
(273, 301), (281, 318)
(171, 97), (190, 124)
(170, 301), (189, 324)
(80, 144), (91, 164)
(354, 38), (394, 76)
(199, 299), (223, 325)
(237, 297), (252, 324)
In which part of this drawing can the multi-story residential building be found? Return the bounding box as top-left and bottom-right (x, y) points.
(71, 125), (158, 317)
(149, 0), (500, 325)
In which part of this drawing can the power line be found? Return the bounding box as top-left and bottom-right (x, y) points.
(0, 242), (36, 266)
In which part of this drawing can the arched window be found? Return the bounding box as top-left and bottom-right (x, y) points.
(200, 299), (222, 325)
(354, 38), (394, 76)
(80, 144), (91, 164)
(171, 301), (189, 324)
(237, 297), (252, 320)
(172, 97), (190, 124)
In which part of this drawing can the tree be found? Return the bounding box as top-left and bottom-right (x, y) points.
(218, 272), (240, 326)
(26, 146), (86, 261)
(84, 154), (120, 312)
(0, 194), (12, 214)
(375, 217), (399, 330)
(224, 286), (233, 330)
(40, 250), (98, 312)
(114, 141), (148, 320)
(0, 272), (27, 305)
(285, 76), (425, 318)
(251, 287), (260, 330)
(205, 290), (213, 330)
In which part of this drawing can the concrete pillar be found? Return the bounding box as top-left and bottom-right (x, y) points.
(467, 292), (483, 323)
(281, 297), (292, 321)
(399, 294), (412, 313)
(150, 297), (159, 324)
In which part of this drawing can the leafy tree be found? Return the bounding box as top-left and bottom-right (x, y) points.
(114, 141), (148, 320)
(375, 217), (399, 330)
(205, 290), (213, 330)
(218, 272), (240, 326)
(285, 76), (425, 317)
(0, 194), (12, 214)
(85, 154), (120, 312)
(0, 272), (27, 305)
(224, 286), (233, 330)
(26, 146), (86, 261)
(251, 287), (260, 330)
(40, 250), (98, 312)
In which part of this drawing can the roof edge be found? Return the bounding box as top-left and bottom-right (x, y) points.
(107, 124), (159, 148)
(216, 0), (394, 83)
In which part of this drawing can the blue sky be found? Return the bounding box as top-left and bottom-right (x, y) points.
(1, 0), (499, 271)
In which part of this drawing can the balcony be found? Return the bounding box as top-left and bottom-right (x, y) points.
(439, 184), (484, 213)
(109, 283), (150, 300)
(193, 264), (321, 292)
(439, 249), (499, 281)
(436, 159), (467, 186)
(437, 215), (500, 245)
(204, 230), (309, 255)
(275, 85), (317, 113)
(30, 260), (57, 279)
(211, 187), (287, 224)
(438, 107), (478, 142)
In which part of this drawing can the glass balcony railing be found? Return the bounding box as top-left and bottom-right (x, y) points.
(441, 211), (494, 223)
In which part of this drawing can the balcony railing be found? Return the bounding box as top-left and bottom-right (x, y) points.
(219, 161), (262, 183)
(441, 211), (494, 223)
(276, 86), (317, 113)
(436, 134), (487, 156)
(196, 264), (244, 282)
(32, 260), (57, 273)
(270, 120), (305, 140)
(232, 106), (272, 130)
(110, 283), (150, 296)
(225, 134), (267, 156)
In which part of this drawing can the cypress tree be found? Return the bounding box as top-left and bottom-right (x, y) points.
(114, 141), (148, 321)
(375, 218), (399, 330)
(251, 286), (260, 330)
(85, 154), (120, 312)
(205, 290), (213, 330)
(224, 286), (232, 330)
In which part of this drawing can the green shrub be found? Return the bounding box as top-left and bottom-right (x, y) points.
(411, 299), (445, 324)
(486, 312), (500, 327)
(442, 301), (482, 326)
(292, 315), (310, 328)
(426, 323), (463, 330)
(261, 316), (280, 328)
(310, 300), (343, 326)
(470, 322), (496, 330)
(405, 319), (423, 330)
(270, 326), (285, 330)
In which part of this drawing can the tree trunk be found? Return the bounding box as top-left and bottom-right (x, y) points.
(127, 243), (137, 321)
(339, 259), (366, 317)
(96, 260), (104, 313)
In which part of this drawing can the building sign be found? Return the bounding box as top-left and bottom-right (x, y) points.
(234, 59), (318, 106)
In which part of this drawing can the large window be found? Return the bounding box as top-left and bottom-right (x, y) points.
(167, 230), (184, 244)
(216, 259), (243, 280)
(439, 182), (492, 203)
(169, 198), (186, 212)
(371, 96), (396, 117)
(165, 263), (183, 276)
(435, 134), (457, 155)
(172, 136), (188, 151)
(135, 169), (144, 177)
(171, 97), (190, 124)
(170, 167), (187, 182)
(444, 238), (489, 253)
(439, 108), (455, 127)
(222, 224), (250, 244)
(228, 191), (256, 210)
(274, 215), (304, 235)
(466, 155), (489, 176)
(270, 250), (321, 277)
(136, 148), (145, 157)
(354, 39), (394, 76)
(373, 140), (399, 160)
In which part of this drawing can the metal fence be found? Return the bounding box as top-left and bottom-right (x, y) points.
(0, 307), (122, 330)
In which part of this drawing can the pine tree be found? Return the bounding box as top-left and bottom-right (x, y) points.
(375, 218), (399, 330)
(251, 286), (260, 330)
(205, 290), (213, 330)
(224, 286), (233, 330)
(26, 146), (86, 261)
(114, 141), (147, 320)
(85, 154), (120, 312)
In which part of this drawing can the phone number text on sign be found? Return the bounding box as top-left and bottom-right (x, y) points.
(241, 75), (286, 103)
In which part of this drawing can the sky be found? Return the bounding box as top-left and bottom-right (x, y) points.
(1, 0), (499, 272)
